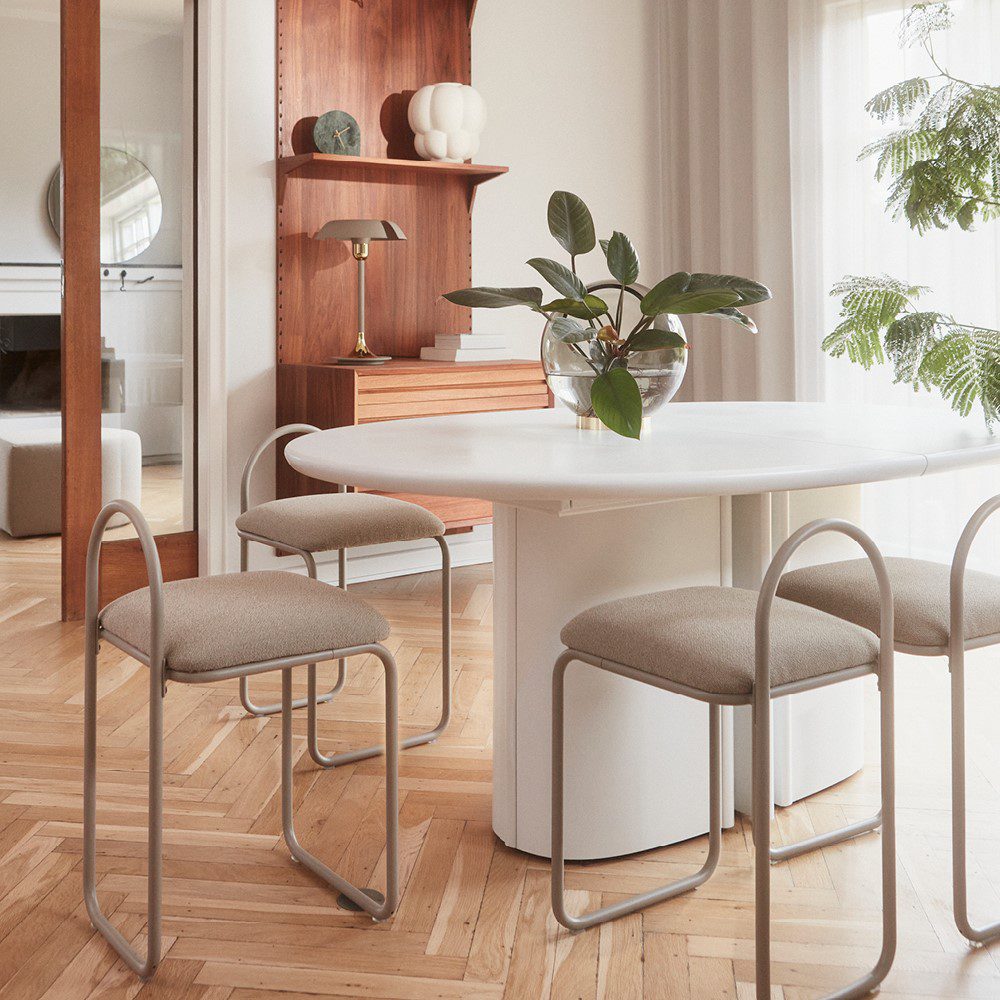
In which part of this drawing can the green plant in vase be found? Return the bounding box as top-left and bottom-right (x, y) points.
(444, 191), (772, 438)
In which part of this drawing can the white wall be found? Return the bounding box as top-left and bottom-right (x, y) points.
(209, 0), (666, 574)
(215, 0), (279, 571)
(472, 1), (665, 360)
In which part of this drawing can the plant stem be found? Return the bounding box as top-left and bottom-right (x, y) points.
(568, 341), (601, 375)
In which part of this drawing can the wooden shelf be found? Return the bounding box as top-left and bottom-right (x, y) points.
(279, 153), (509, 187)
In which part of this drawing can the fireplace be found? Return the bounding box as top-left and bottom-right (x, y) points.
(0, 314), (124, 413)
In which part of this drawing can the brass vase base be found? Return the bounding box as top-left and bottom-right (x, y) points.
(576, 415), (651, 432)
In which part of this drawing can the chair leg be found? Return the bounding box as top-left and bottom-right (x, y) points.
(950, 647), (1000, 944)
(769, 809), (882, 864)
(281, 653), (399, 919)
(84, 622), (163, 978)
(308, 536), (451, 768)
(753, 676), (897, 1000)
(240, 547), (346, 718)
(551, 651), (722, 932)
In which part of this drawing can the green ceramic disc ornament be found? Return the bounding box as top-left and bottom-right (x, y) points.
(314, 110), (361, 156)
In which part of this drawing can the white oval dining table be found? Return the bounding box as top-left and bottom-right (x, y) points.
(286, 402), (1000, 861)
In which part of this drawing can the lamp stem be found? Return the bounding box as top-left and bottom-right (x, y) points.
(357, 253), (366, 345)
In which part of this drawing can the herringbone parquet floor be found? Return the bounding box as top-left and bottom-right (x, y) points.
(3, 538), (1000, 998)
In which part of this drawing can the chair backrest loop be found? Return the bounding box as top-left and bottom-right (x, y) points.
(85, 500), (165, 672)
(950, 493), (1000, 657)
(240, 424), (321, 515)
(756, 518), (894, 697)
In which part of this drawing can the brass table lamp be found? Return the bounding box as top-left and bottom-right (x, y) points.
(314, 219), (407, 364)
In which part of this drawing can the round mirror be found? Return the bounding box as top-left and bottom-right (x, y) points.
(47, 147), (163, 263)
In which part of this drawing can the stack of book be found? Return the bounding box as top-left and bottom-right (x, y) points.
(420, 333), (509, 363)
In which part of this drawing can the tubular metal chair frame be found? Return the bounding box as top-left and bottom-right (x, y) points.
(900, 494), (1000, 945)
(236, 424), (452, 771)
(552, 519), (897, 1000)
(83, 500), (400, 980)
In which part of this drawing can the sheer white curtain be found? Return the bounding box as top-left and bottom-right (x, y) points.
(806, 0), (1000, 563)
(662, 0), (1000, 565)
(660, 0), (802, 402)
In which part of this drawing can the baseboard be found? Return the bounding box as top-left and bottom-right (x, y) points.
(246, 524), (494, 584)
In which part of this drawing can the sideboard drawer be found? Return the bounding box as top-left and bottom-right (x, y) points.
(277, 359), (552, 531)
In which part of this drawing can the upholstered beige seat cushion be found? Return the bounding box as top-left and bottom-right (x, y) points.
(100, 571), (389, 674)
(777, 557), (1000, 649)
(236, 493), (446, 553)
(560, 586), (878, 698)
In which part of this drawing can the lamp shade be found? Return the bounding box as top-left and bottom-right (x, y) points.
(314, 219), (406, 242)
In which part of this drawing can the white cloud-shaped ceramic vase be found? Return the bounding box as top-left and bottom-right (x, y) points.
(407, 83), (486, 163)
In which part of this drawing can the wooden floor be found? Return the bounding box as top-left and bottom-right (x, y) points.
(3, 550), (1000, 998)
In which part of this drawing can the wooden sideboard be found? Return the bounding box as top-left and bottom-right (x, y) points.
(277, 358), (551, 530)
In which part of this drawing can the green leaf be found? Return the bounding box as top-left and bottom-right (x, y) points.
(625, 327), (687, 353)
(865, 76), (932, 122)
(590, 368), (643, 439)
(823, 275), (930, 369)
(547, 191), (597, 258)
(443, 286), (543, 310)
(899, 2), (954, 47)
(548, 317), (592, 343)
(604, 231), (640, 285)
(526, 258), (588, 299)
(924, 328), (1000, 425)
(639, 272), (690, 314)
(708, 306), (758, 333)
(641, 282), (741, 317)
(542, 294), (609, 320)
(687, 273), (772, 306)
(885, 310), (945, 384)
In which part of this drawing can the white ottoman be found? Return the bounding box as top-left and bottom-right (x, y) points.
(0, 423), (142, 537)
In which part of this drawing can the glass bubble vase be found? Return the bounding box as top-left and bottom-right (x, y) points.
(541, 282), (687, 427)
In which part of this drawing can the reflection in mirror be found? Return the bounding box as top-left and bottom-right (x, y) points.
(47, 147), (163, 263)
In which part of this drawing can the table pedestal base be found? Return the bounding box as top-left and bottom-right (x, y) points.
(491, 490), (866, 861)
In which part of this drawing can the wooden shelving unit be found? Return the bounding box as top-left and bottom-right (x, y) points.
(274, 0), (550, 531)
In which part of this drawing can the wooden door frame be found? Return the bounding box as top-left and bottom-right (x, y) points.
(60, 0), (200, 621)
(60, 0), (103, 621)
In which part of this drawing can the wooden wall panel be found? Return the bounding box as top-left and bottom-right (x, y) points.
(276, 0), (477, 363)
(279, 170), (474, 362)
(277, 0), (471, 162)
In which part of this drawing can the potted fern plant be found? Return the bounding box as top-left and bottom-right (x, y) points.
(824, 2), (1000, 424)
(444, 191), (771, 438)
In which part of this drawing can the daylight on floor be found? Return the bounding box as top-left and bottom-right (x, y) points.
(1, 1), (999, 997)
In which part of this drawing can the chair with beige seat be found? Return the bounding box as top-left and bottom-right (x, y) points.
(776, 494), (1000, 946)
(551, 519), (897, 999)
(235, 424), (451, 770)
(83, 500), (401, 979)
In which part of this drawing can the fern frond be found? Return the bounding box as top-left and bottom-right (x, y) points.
(899, 2), (954, 47)
(860, 129), (940, 181)
(865, 77), (932, 123)
(884, 310), (946, 384)
(824, 276), (927, 370)
(922, 328), (1000, 424)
